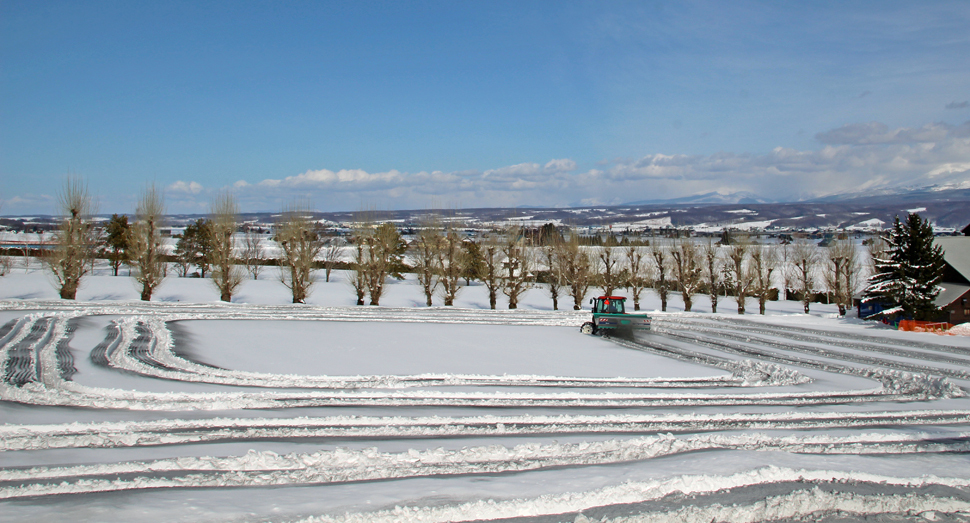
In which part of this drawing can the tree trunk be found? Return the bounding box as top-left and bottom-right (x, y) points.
(221, 290), (231, 302)
(489, 289), (497, 310)
(141, 286), (152, 301)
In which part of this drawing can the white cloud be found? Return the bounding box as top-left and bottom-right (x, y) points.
(188, 121), (970, 211)
(167, 180), (204, 194)
(815, 121), (970, 145)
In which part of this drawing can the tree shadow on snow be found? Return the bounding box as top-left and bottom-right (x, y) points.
(166, 320), (226, 370)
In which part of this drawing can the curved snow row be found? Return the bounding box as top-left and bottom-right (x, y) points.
(655, 318), (970, 382)
(287, 467), (970, 523)
(4, 432), (969, 500)
(6, 410), (970, 452)
(8, 313), (957, 411)
(3, 301), (970, 521)
(92, 316), (752, 390)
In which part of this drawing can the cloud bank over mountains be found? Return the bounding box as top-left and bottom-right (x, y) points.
(153, 120), (970, 213)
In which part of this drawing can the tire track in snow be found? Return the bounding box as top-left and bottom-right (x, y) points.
(655, 318), (970, 381)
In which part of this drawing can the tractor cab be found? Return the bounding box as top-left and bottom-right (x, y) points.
(580, 295), (650, 337)
(591, 296), (626, 315)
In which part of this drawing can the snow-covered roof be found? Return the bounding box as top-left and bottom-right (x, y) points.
(935, 237), (970, 283)
(935, 282), (970, 308)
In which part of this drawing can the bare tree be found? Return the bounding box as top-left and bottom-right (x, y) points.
(702, 240), (724, 313)
(624, 244), (650, 311)
(670, 239), (703, 312)
(649, 239), (672, 312)
(749, 244), (779, 315)
(597, 245), (624, 296)
(410, 223), (442, 306)
(128, 184), (166, 301)
(778, 240), (792, 300)
(322, 237), (344, 283)
(45, 177), (98, 300)
(725, 239), (754, 314)
(478, 233), (505, 309)
(242, 227), (266, 280)
(824, 239), (859, 316)
(0, 201), (9, 277)
(540, 233), (565, 311)
(348, 230), (368, 306)
(559, 231), (592, 310)
(501, 226), (533, 309)
(277, 203), (325, 304)
(209, 192), (244, 302)
(436, 225), (465, 306)
(864, 236), (888, 281)
(363, 222), (404, 306)
(789, 240), (818, 313)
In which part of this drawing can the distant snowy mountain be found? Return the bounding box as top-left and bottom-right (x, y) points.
(624, 191), (775, 206)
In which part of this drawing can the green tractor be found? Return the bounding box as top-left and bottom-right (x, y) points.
(580, 296), (651, 338)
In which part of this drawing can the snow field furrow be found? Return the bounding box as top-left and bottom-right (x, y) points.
(0, 310), (960, 412)
(653, 327), (966, 397)
(711, 315), (970, 355)
(288, 467), (970, 523)
(0, 301), (590, 327)
(604, 335), (810, 386)
(92, 316), (748, 390)
(658, 320), (970, 380)
(0, 379), (942, 410)
(661, 316), (970, 366)
(3, 299), (970, 521)
(3, 433), (969, 499)
(5, 410), (970, 451)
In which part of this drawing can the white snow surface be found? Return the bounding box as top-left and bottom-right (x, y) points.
(2, 262), (970, 522)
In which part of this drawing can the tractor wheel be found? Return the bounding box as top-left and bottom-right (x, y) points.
(580, 322), (595, 335)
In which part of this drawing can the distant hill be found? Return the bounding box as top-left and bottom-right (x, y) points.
(4, 186), (969, 233)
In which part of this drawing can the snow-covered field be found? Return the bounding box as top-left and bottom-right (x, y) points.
(2, 261), (970, 522)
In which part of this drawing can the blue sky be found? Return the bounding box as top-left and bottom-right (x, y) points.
(2, 1), (969, 214)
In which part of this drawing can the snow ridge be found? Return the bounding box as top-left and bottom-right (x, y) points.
(4, 433), (968, 499)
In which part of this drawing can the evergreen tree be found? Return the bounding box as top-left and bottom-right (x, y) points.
(461, 240), (485, 286)
(104, 214), (131, 276)
(175, 219), (213, 277)
(863, 213), (945, 321)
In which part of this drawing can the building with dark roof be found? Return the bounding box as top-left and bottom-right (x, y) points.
(934, 236), (970, 325)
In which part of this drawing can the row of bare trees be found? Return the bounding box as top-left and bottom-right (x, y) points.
(34, 179), (869, 314)
(38, 178), (335, 304)
(534, 231), (865, 316)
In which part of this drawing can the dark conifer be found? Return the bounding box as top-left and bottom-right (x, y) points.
(863, 213), (945, 320)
